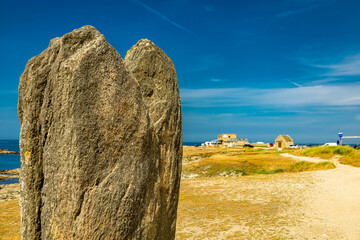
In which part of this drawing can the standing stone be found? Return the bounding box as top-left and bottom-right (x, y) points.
(124, 40), (182, 238)
(18, 26), (181, 239)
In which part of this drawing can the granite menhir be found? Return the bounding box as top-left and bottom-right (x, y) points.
(18, 25), (182, 240)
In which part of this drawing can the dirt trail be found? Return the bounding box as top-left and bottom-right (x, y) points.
(177, 154), (360, 239)
(280, 153), (331, 163)
(279, 154), (360, 239)
(306, 162), (360, 239)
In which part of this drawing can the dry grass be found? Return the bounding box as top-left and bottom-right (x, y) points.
(339, 150), (360, 167)
(0, 200), (20, 240)
(176, 174), (317, 239)
(183, 147), (335, 178)
(288, 146), (360, 167)
(0, 147), (338, 240)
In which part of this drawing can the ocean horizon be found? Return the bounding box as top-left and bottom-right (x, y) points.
(1, 140), (358, 171)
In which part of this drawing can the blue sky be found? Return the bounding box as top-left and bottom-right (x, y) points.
(1, 0), (360, 143)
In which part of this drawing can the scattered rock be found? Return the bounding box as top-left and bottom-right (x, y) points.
(0, 183), (20, 201)
(181, 173), (199, 179)
(18, 26), (181, 239)
(0, 168), (21, 175)
(0, 168), (20, 182)
(0, 148), (19, 154)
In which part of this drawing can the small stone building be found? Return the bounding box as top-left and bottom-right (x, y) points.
(275, 135), (294, 149)
(217, 134), (248, 146)
(218, 134), (237, 142)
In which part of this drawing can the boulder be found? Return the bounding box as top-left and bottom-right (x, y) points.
(124, 39), (182, 237)
(18, 26), (181, 239)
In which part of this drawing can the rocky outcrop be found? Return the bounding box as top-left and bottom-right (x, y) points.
(124, 40), (182, 237)
(18, 26), (182, 239)
(0, 148), (19, 154)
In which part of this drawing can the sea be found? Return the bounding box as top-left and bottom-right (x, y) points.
(0, 140), (357, 184)
(0, 140), (20, 170)
(0, 140), (20, 184)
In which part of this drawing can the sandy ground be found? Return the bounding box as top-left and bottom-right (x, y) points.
(1, 156), (359, 239)
(176, 154), (360, 239)
(0, 184), (20, 202)
(0, 169), (20, 202)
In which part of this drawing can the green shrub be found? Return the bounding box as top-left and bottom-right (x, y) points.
(302, 146), (355, 158)
(289, 161), (335, 172)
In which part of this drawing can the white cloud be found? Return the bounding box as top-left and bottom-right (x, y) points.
(180, 84), (360, 107)
(210, 78), (224, 82)
(308, 77), (342, 85)
(274, 7), (310, 18)
(286, 79), (303, 87)
(312, 53), (360, 76)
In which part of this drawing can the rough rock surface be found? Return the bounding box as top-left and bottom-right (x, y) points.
(124, 40), (182, 237)
(18, 26), (182, 239)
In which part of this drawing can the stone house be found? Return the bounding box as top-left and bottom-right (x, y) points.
(218, 134), (237, 143)
(275, 135), (294, 149)
(217, 134), (248, 146)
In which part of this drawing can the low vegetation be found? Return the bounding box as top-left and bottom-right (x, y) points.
(288, 145), (360, 167)
(0, 200), (20, 240)
(338, 150), (360, 167)
(182, 147), (335, 178)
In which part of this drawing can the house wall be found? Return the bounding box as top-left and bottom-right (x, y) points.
(218, 134), (237, 141)
(275, 136), (294, 149)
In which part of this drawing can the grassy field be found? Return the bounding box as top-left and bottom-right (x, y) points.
(0, 200), (20, 240)
(0, 146), (340, 239)
(183, 147), (335, 178)
(287, 145), (360, 167)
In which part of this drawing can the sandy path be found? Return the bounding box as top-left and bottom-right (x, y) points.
(304, 162), (360, 239)
(177, 155), (360, 239)
(280, 153), (330, 163)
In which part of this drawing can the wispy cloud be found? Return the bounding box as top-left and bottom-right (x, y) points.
(180, 83), (360, 108)
(130, 0), (191, 33)
(313, 54), (360, 76)
(129, 0), (218, 47)
(286, 79), (303, 87)
(210, 78), (224, 82)
(274, 7), (310, 18)
(273, 0), (335, 19)
(356, 115), (360, 121)
(307, 77), (342, 85)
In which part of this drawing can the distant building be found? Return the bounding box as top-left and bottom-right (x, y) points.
(218, 134), (237, 143)
(275, 135), (294, 149)
(217, 134), (248, 146)
(204, 140), (221, 146)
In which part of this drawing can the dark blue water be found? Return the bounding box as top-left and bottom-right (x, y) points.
(0, 140), (20, 171)
(1, 177), (19, 184)
(183, 142), (203, 146)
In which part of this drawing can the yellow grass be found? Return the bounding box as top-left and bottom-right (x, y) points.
(339, 150), (360, 167)
(288, 146), (360, 167)
(0, 200), (20, 240)
(176, 175), (312, 239)
(0, 147), (337, 240)
(183, 147), (335, 177)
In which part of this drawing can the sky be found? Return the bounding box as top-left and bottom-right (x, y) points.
(1, 0), (360, 144)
